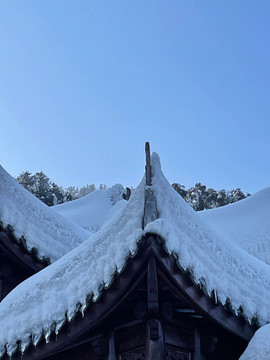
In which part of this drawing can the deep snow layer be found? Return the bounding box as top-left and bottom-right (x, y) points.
(0, 177), (145, 357)
(146, 154), (270, 325)
(53, 184), (126, 232)
(240, 324), (270, 360)
(198, 188), (270, 264)
(0, 165), (91, 262)
(1, 154), (270, 357)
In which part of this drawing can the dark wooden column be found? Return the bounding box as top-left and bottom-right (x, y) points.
(108, 331), (116, 360)
(193, 328), (204, 360)
(145, 319), (165, 359)
(145, 255), (165, 359)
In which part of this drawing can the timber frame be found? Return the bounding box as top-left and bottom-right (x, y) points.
(3, 234), (257, 360)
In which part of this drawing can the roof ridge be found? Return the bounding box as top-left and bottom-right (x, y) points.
(143, 142), (158, 229)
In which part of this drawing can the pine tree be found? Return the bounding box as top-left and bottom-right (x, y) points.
(16, 171), (35, 193)
(32, 171), (54, 206)
(172, 183), (187, 199)
(172, 182), (250, 210)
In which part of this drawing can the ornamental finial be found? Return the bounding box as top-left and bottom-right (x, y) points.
(145, 142), (152, 186)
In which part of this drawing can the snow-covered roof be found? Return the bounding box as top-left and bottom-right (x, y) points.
(198, 188), (270, 264)
(0, 165), (91, 262)
(1, 152), (270, 357)
(146, 154), (270, 323)
(0, 175), (145, 357)
(53, 184), (126, 232)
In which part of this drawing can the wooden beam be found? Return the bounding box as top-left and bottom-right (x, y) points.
(147, 256), (159, 314)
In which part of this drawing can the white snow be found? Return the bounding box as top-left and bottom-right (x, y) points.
(146, 153), (270, 325)
(1, 153), (270, 358)
(240, 324), (270, 360)
(198, 188), (270, 264)
(0, 165), (91, 262)
(53, 184), (126, 232)
(0, 176), (145, 357)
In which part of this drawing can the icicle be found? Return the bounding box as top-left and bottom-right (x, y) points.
(213, 289), (218, 304)
(0, 345), (6, 359)
(32, 331), (43, 347)
(6, 343), (17, 357)
(44, 329), (51, 344)
(55, 318), (66, 335)
(20, 336), (31, 354)
(67, 304), (79, 322)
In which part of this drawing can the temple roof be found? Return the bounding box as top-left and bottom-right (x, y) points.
(1, 147), (270, 358)
(0, 165), (91, 263)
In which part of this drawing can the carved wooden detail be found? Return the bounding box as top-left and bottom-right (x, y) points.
(166, 349), (189, 360)
(121, 349), (145, 360)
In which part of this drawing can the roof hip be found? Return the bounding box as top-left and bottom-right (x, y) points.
(143, 142), (158, 229)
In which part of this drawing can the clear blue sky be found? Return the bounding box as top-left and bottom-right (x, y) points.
(1, 0), (270, 193)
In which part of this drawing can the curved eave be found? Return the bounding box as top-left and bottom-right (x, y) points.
(1, 234), (256, 360)
(148, 234), (257, 342)
(3, 236), (152, 360)
(0, 224), (49, 274)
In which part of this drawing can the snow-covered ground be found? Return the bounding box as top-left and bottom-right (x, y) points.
(198, 188), (270, 264)
(1, 153), (270, 358)
(0, 165), (91, 262)
(240, 323), (270, 360)
(53, 184), (126, 232)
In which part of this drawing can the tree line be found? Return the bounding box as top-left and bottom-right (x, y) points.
(16, 171), (106, 207)
(16, 171), (251, 210)
(172, 182), (250, 211)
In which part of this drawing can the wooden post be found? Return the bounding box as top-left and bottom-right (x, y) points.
(193, 328), (204, 360)
(108, 331), (116, 360)
(145, 319), (165, 360)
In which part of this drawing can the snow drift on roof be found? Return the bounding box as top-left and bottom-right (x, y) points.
(53, 184), (126, 232)
(0, 165), (91, 262)
(146, 152), (270, 325)
(240, 323), (270, 360)
(198, 188), (270, 264)
(0, 176), (145, 357)
(1, 152), (270, 357)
